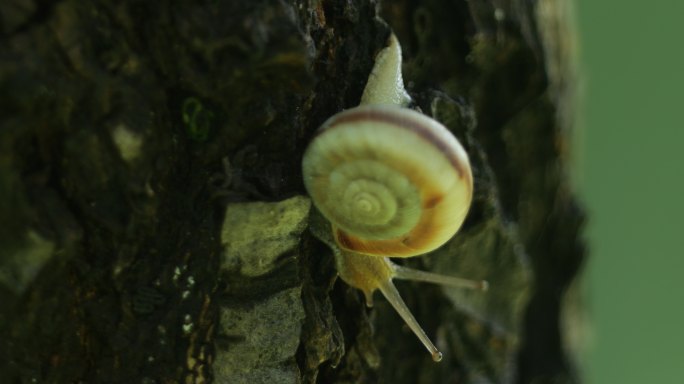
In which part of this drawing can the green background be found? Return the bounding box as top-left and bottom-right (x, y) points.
(577, 1), (684, 383)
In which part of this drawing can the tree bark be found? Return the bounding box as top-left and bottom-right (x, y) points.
(0, 0), (584, 383)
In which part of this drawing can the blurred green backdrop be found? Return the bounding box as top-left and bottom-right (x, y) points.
(577, 1), (684, 383)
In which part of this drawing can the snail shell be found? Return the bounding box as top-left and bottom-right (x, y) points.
(302, 105), (473, 258)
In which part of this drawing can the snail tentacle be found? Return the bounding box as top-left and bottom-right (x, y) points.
(376, 277), (443, 362)
(392, 264), (489, 291)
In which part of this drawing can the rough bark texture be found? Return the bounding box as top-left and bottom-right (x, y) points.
(0, 0), (584, 383)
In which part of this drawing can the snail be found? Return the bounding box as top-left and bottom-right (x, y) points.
(302, 34), (487, 362)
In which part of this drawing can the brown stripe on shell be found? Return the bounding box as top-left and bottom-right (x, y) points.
(335, 229), (354, 250)
(423, 194), (443, 209)
(333, 204), (445, 258)
(334, 220), (436, 257)
(318, 107), (469, 179)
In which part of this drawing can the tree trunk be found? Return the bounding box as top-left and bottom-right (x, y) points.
(0, 0), (584, 383)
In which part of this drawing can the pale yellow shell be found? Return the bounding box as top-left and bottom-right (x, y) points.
(302, 104), (473, 258)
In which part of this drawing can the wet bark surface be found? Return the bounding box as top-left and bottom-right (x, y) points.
(0, 0), (584, 383)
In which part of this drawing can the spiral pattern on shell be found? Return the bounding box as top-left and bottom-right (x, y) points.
(302, 105), (473, 258)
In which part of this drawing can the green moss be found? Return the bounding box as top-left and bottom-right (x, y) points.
(221, 196), (311, 276)
(182, 97), (214, 142)
(0, 230), (55, 294)
(214, 286), (305, 384)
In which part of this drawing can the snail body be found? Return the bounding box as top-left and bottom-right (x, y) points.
(302, 34), (486, 362)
